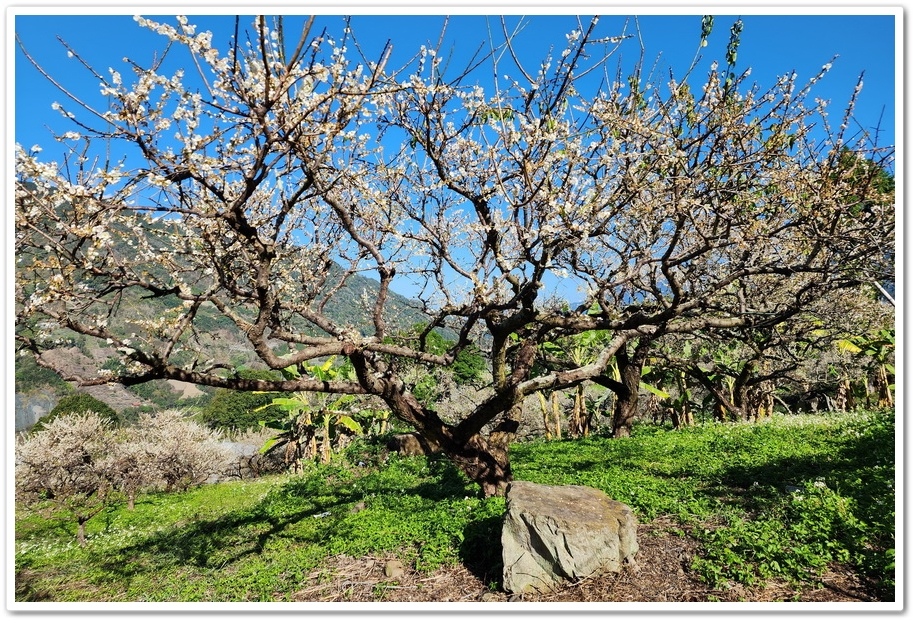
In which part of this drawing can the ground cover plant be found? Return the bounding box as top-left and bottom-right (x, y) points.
(14, 408), (894, 603)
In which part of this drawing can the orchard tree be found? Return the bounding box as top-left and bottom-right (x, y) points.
(107, 426), (158, 510)
(16, 15), (894, 496)
(16, 408), (236, 535)
(106, 410), (233, 505)
(15, 412), (118, 545)
(134, 409), (234, 491)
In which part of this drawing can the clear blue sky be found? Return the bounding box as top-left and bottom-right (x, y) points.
(11, 9), (899, 304)
(14, 11), (898, 154)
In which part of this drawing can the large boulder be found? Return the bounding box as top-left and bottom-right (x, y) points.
(501, 481), (638, 594)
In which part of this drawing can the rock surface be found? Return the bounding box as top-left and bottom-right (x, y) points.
(385, 432), (441, 456)
(501, 481), (638, 594)
(384, 560), (406, 579)
(15, 392), (57, 432)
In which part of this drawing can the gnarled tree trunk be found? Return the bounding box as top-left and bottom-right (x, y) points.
(608, 341), (650, 438)
(351, 352), (516, 497)
(447, 432), (513, 497)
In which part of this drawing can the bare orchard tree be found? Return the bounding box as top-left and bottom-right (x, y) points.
(652, 283), (895, 422)
(15, 16), (894, 495)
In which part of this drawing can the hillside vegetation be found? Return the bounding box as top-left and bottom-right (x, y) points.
(14, 256), (431, 427)
(14, 409), (895, 603)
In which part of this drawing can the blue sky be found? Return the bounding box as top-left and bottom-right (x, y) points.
(14, 11), (898, 154)
(10, 9), (900, 303)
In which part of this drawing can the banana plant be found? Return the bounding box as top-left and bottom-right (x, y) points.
(836, 328), (895, 408)
(256, 358), (367, 469)
(640, 360), (701, 428)
(536, 325), (615, 438)
(537, 322), (671, 437)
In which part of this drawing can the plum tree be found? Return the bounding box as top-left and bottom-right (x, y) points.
(15, 15), (894, 495)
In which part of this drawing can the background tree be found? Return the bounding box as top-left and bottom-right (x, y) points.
(107, 425), (159, 510)
(839, 329), (895, 408)
(35, 392), (118, 430)
(134, 410), (234, 492)
(533, 323), (617, 437)
(16, 407), (240, 536)
(15, 15), (894, 496)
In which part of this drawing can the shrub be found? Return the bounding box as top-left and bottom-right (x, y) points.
(198, 369), (289, 431)
(198, 388), (286, 430)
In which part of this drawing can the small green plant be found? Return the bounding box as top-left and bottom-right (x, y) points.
(693, 480), (874, 589)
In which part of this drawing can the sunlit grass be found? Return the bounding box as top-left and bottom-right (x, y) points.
(14, 409), (894, 602)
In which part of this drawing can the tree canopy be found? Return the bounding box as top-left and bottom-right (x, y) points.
(15, 15), (895, 495)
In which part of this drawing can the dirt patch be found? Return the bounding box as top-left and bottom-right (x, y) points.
(38, 347), (151, 411)
(286, 517), (880, 604)
(165, 379), (206, 400)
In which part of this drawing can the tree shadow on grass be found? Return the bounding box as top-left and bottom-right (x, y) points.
(700, 416), (895, 601)
(460, 515), (504, 588)
(410, 454), (479, 500)
(88, 455), (486, 594)
(702, 413), (895, 518)
(91, 482), (361, 586)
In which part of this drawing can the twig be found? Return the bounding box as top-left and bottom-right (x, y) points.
(820, 581), (873, 602)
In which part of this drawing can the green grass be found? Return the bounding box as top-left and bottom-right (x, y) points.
(513, 410), (895, 597)
(14, 409), (895, 602)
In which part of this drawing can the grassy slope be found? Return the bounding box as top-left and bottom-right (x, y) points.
(14, 410), (895, 602)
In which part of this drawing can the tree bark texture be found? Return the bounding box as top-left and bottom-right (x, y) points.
(610, 343), (649, 438)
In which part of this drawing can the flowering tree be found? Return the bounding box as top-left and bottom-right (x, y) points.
(16, 408), (236, 543)
(107, 427), (157, 510)
(15, 412), (118, 544)
(133, 409), (234, 491)
(15, 15), (894, 496)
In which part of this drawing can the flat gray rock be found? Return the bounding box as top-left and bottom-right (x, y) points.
(501, 481), (638, 594)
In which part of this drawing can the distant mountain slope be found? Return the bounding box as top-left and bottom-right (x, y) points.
(15, 225), (432, 425)
(315, 261), (429, 333)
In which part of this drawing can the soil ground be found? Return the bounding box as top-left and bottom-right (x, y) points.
(284, 517), (879, 605)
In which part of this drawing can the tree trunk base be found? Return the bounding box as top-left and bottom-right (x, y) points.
(448, 434), (512, 497)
